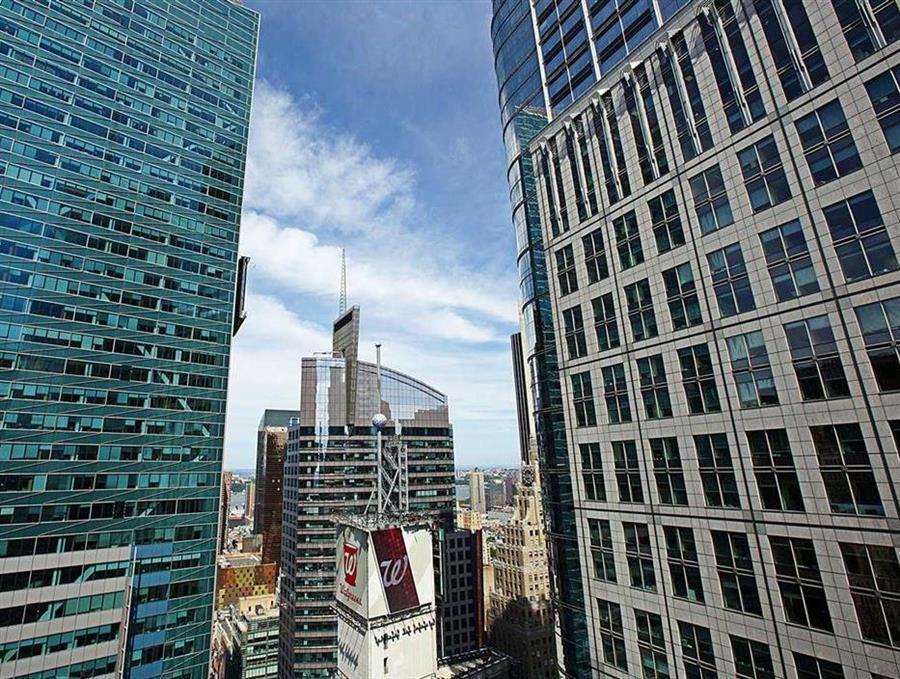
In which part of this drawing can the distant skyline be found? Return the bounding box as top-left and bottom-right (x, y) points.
(225, 1), (521, 469)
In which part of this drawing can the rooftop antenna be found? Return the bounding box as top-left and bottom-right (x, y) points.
(338, 248), (347, 316)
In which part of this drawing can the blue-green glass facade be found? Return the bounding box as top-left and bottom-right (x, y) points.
(0, 2), (257, 678)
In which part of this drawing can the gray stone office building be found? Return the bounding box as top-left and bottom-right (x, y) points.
(494, 0), (900, 676)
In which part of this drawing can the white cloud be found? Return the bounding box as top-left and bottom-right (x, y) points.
(224, 80), (520, 468)
(244, 81), (415, 234)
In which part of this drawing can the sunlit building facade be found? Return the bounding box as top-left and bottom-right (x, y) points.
(496, 0), (900, 677)
(279, 307), (455, 677)
(0, 1), (257, 678)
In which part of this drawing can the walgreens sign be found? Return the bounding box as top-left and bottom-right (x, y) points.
(371, 528), (420, 614)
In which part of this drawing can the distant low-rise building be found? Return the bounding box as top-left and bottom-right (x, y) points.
(217, 553), (277, 609)
(435, 529), (485, 659)
(218, 594), (279, 679)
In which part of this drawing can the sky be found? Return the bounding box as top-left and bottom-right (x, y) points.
(224, 1), (521, 470)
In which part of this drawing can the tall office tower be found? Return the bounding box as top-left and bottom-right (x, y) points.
(279, 306), (455, 677)
(434, 528), (486, 659)
(495, 0), (900, 677)
(487, 333), (556, 677)
(488, 464), (556, 679)
(221, 470), (235, 553)
(469, 469), (487, 513)
(255, 409), (295, 567)
(245, 479), (256, 522)
(0, 1), (258, 678)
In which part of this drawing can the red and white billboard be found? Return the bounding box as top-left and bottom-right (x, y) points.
(371, 527), (420, 614)
(336, 526), (368, 615)
(335, 523), (434, 620)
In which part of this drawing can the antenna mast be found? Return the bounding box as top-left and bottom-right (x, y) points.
(339, 248), (347, 316)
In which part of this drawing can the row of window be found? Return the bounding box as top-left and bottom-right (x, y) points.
(556, 182), (896, 332)
(569, 300), (899, 434)
(0, 496), (218, 526)
(581, 422), (898, 516)
(0, 442), (218, 462)
(0, 523), (211, 560)
(591, 522), (900, 651)
(0, 473), (218, 492)
(537, 0), (898, 232)
(598, 596), (877, 678)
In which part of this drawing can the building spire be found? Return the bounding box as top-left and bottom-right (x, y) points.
(339, 248), (347, 316)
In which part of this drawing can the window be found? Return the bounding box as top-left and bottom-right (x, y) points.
(708, 244), (755, 317)
(689, 165), (733, 234)
(613, 440), (643, 503)
(678, 344), (721, 414)
(570, 371), (596, 427)
(549, 139), (570, 232)
(730, 636), (775, 679)
(737, 136), (791, 212)
(662, 263), (702, 331)
(665, 527), (703, 602)
(575, 118), (599, 213)
(623, 65), (669, 184)
(855, 297), (900, 391)
(784, 316), (851, 400)
(595, 92), (632, 203)
(649, 190), (684, 254)
(811, 424), (884, 516)
(659, 33), (713, 161)
(583, 228), (609, 284)
(865, 66), (900, 153)
(831, 0), (899, 62)
(637, 355), (673, 419)
(712, 531), (762, 616)
(726, 331), (779, 408)
(635, 610), (669, 679)
(794, 653), (844, 679)
(592, 294), (621, 352)
(565, 129), (589, 223)
(624, 523), (656, 591)
(580, 443), (606, 502)
(679, 621), (717, 678)
(823, 190), (897, 281)
(795, 100), (862, 185)
(624, 279), (658, 341)
(562, 305), (587, 359)
(588, 519), (616, 582)
(748, 429), (804, 511)
(769, 536), (832, 632)
(839, 541), (900, 646)
(759, 220), (820, 301)
(555, 245), (578, 295)
(700, 1), (766, 133)
(603, 364), (632, 424)
(651, 438), (686, 506)
(597, 599), (627, 671)
(754, 0), (828, 101)
(613, 210), (643, 269)
(539, 150), (561, 237)
(695, 433), (740, 508)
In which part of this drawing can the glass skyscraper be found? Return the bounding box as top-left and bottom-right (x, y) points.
(492, 0), (900, 677)
(0, 2), (257, 678)
(280, 307), (455, 677)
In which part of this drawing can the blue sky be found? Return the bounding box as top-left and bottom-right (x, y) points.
(224, 1), (522, 470)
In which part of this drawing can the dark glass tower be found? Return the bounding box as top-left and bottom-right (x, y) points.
(491, 1), (590, 674)
(0, 2), (258, 678)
